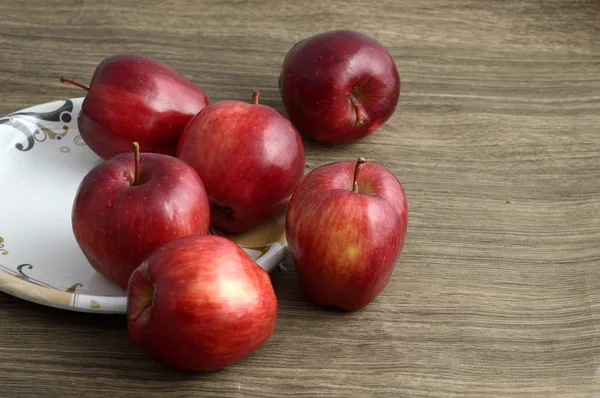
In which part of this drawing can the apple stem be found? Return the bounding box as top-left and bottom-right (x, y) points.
(132, 142), (141, 186)
(59, 76), (90, 91)
(352, 157), (366, 193)
(350, 94), (364, 126)
(129, 299), (152, 321)
(252, 90), (260, 104)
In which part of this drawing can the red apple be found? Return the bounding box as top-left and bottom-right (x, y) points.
(72, 143), (210, 290)
(127, 234), (278, 372)
(177, 90), (305, 234)
(279, 30), (400, 145)
(285, 158), (408, 311)
(60, 53), (209, 159)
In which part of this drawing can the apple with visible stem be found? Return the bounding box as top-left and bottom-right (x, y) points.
(177, 90), (305, 234)
(279, 30), (400, 145)
(72, 142), (210, 290)
(127, 234), (278, 372)
(285, 157), (408, 311)
(60, 53), (209, 159)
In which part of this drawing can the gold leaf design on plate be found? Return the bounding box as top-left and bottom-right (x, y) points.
(0, 236), (8, 255)
(243, 245), (271, 257)
(0, 275), (72, 307)
(36, 123), (68, 140)
(66, 283), (83, 293)
(210, 209), (287, 248)
(90, 300), (101, 309)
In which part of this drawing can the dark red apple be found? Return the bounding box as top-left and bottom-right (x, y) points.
(127, 234), (278, 372)
(177, 90), (305, 234)
(60, 53), (209, 159)
(279, 30), (400, 145)
(285, 158), (408, 311)
(72, 143), (210, 290)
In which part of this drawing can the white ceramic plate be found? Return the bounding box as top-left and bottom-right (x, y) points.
(0, 97), (287, 314)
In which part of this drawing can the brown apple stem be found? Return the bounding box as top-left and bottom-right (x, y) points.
(350, 94), (364, 126)
(129, 299), (152, 321)
(352, 157), (366, 193)
(252, 90), (260, 104)
(132, 142), (141, 186)
(59, 76), (90, 91)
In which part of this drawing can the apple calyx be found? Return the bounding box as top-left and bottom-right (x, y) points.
(129, 298), (152, 321)
(352, 157), (366, 193)
(252, 90), (260, 105)
(213, 202), (233, 218)
(349, 94), (364, 126)
(59, 76), (90, 91)
(132, 142), (141, 186)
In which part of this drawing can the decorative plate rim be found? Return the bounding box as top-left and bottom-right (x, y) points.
(0, 268), (128, 313)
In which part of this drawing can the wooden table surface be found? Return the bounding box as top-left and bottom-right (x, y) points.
(1, 1), (599, 396)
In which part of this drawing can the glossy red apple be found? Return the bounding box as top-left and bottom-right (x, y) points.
(285, 158), (408, 311)
(177, 90), (305, 234)
(72, 143), (210, 290)
(127, 234), (278, 372)
(60, 53), (209, 159)
(279, 30), (400, 145)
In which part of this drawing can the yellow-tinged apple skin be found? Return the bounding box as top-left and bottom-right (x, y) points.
(285, 160), (407, 311)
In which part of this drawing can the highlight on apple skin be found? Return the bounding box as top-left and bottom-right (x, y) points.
(285, 158), (408, 311)
(126, 234), (278, 372)
(279, 30), (401, 145)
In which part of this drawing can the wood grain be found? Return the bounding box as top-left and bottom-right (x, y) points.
(1, 0), (600, 396)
